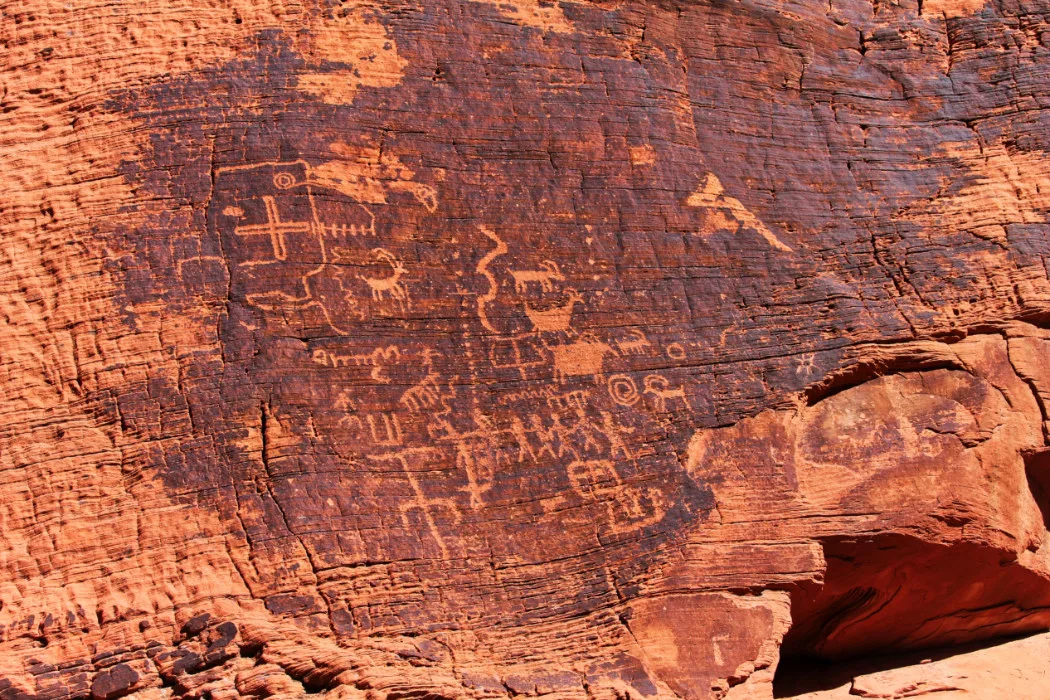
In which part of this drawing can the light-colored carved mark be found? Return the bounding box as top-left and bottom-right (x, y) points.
(311, 345), (401, 384)
(621, 487), (665, 529)
(366, 412), (403, 446)
(608, 374), (640, 407)
(334, 391), (357, 411)
(616, 328), (652, 356)
(245, 290), (318, 312)
(234, 195), (295, 261)
(317, 218), (376, 239)
(401, 374), (442, 411)
(400, 351), (456, 411)
(510, 260), (564, 293)
(369, 346), (402, 383)
(666, 342), (686, 360)
(644, 374), (688, 412)
(455, 440), (501, 511)
(273, 171), (298, 189)
(367, 448), (460, 560)
(599, 410), (634, 462)
(361, 248), (410, 311)
(476, 226), (507, 333)
(687, 172), (793, 252)
(546, 390), (589, 417)
(216, 160), (380, 335)
(490, 335), (547, 380)
(387, 181), (439, 212)
(567, 459), (622, 499)
(422, 406), (508, 506)
(550, 335), (616, 383)
(509, 413), (575, 465)
(796, 353), (817, 376)
(525, 289), (584, 333)
(712, 633), (730, 666)
(314, 143), (439, 211)
(508, 416), (539, 464)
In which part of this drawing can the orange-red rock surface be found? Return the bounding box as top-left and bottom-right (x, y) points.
(778, 630), (1050, 698)
(3, 0), (1050, 698)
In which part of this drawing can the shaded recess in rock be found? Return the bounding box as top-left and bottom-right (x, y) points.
(1025, 448), (1050, 529)
(772, 630), (1046, 698)
(779, 534), (1050, 663)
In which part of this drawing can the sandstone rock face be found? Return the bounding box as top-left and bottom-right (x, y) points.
(3, 0), (1050, 699)
(778, 629), (1050, 698)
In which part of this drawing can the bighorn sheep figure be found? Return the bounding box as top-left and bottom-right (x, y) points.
(525, 289), (584, 333)
(510, 260), (565, 293)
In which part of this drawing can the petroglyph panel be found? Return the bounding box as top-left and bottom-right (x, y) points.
(13, 0), (1050, 697)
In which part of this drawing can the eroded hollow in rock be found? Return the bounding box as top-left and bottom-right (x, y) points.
(772, 534), (1050, 695)
(1025, 448), (1050, 529)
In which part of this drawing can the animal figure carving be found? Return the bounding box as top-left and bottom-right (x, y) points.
(476, 226), (507, 333)
(615, 329), (652, 356)
(361, 248), (410, 310)
(510, 260), (565, 293)
(643, 374), (688, 411)
(549, 334), (617, 384)
(525, 289), (584, 332)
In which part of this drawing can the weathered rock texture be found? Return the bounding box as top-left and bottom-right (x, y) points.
(778, 629), (1050, 698)
(3, 0), (1050, 698)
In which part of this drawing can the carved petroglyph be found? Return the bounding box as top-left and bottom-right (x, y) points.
(666, 342), (687, 361)
(510, 260), (565, 293)
(366, 413), (404, 446)
(490, 335), (548, 380)
(212, 161), (373, 333)
(643, 375), (688, 412)
(453, 434), (509, 511)
(476, 226), (507, 333)
(607, 374), (640, 407)
(361, 248), (410, 311)
(400, 351), (457, 412)
(367, 449), (460, 559)
(566, 458), (622, 498)
(334, 391), (358, 412)
(508, 408), (635, 470)
(230, 196), (291, 261)
(549, 335), (616, 383)
(311, 345), (401, 384)
(212, 158), (437, 335)
(546, 389), (590, 416)
(687, 172), (792, 252)
(221, 163), (377, 258)
(554, 429), (661, 526)
(312, 143), (438, 211)
(411, 405), (508, 510)
(796, 353), (817, 376)
(525, 289), (584, 333)
(339, 411), (404, 446)
(615, 329), (652, 357)
(712, 633), (731, 666)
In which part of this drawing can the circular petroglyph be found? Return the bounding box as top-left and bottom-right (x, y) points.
(273, 171), (298, 189)
(608, 373), (640, 406)
(666, 342), (686, 360)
